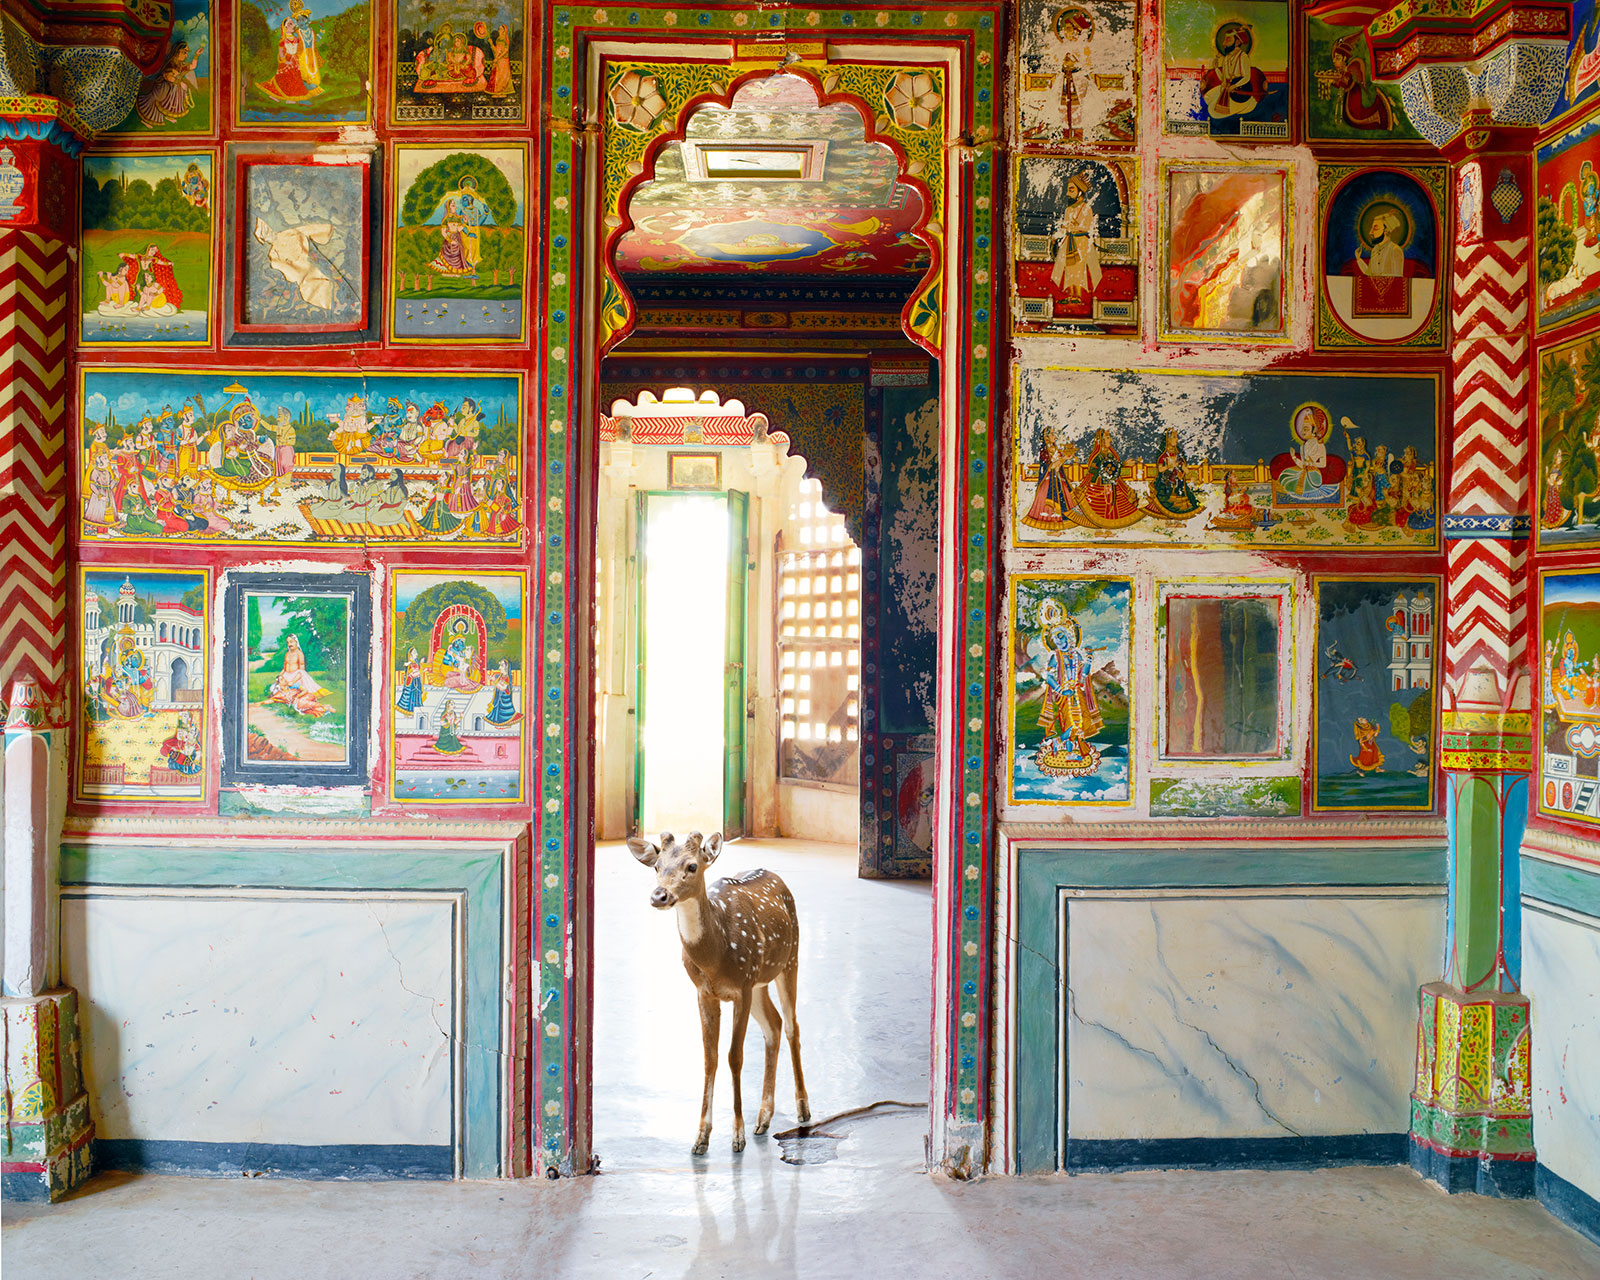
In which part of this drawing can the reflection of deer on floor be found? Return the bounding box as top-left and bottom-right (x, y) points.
(629, 831), (811, 1153)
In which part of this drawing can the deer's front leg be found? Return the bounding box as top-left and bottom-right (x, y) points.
(727, 987), (753, 1152)
(694, 987), (721, 1155)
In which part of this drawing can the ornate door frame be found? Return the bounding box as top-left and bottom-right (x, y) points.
(533, 2), (1004, 1175)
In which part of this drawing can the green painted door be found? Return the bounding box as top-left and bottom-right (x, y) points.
(723, 489), (749, 837)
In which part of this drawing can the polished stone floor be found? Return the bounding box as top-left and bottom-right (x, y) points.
(5, 839), (1599, 1279)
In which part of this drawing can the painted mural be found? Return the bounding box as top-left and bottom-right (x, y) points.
(78, 569), (209, 802)
(238, 155), (369, 334)
(80, 151), (215, 348)
(1537, 108), (1600, 332)
(1547, 0), (1600, 133)
(393, 0), (526, 125)
(1312, 578), (1439, 813)
(1008, 575), (1132, 806)
(79, 369), (524, 547)
(1317, 164), (1446, 350)
(1538, 330), (1600, 550)
(1161, 162), (1288, 342)
(234, 0), (372, 126)
(1011, 154), (1138, 336)
(104, 0), (214, 137)
(392, 145), (527, 341)
(1014, 0), (1138, 147)
(244, 589), (352, 766)
(391, 571), (526, 803)
(221, 571), (371, 788)
(1162, 0), (1289, 140)
(1013, 368), (1439, 550)
(1148, 776), (1299, 818)
(877, 388), (938, 736)
(1303, 12), (1421, 145)
(613, 76), (928, 280)
(1540, 567), (1600, 827)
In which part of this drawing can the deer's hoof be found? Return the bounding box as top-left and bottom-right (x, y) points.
(796, 1100), (812, 1125)
(691, 1129), (710, 1155)
(754, 1114), (772, 1136)
(732, 1131), (746, 1153)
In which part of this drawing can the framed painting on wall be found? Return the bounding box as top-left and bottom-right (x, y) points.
(1316, 163), (1447, 351)
(1311, 577), (1440, 813)
(1013, 0), (1138, 148)
(390, 570), (526, 803)
(1156, 579), (1292, 764)
(1006, 574), (1132, 806)
(1537, 328), (1600, 551)
(1012, 366), (1439, 551)
(78, 367), (524, 548)
(232, 151), (372, 339)
(1302, 13), (1423, 146)
(77, 567), (210, 803)
(1161, 0), (1289, 141)
(1543, 0), (1600, 136)
(1011, 153), (1138, 337)
(668, 452), (720, 489)
(79, 150), (217, 348)
(1160, 160), (1290, 344)
(1539, 566), (1600, 827)
(233, 0), (373, 127)
(1536, 107), (1600, 334)
(102, 0), (215, 138)
(392, 0), (528, 127)
(221, 571), (371, 788)
(390, 143), (528, 343)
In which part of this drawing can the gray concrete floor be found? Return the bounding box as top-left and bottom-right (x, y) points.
(6, 838), (1599, 1279)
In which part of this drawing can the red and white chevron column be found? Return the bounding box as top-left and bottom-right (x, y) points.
(0, 230), (69, 704)
(1442, 232), (1533, 711)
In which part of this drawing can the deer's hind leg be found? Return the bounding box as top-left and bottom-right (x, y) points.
(774, 961), (810, 1124)
(693, 987), (721, 1155)
(751, 984), (781, 1136)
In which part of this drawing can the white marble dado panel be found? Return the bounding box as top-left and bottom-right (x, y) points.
(1065, 891), (1443, 1141)
(62, 892), (456, 1146)
(1524, 904), (1600, 1203)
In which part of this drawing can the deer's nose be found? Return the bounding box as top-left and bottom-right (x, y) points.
(650, 887), (671, 908)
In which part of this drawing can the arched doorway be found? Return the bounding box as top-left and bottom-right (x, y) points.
(540, 24), (1005, 1176)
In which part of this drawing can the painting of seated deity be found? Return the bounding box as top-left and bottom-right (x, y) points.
(1011, 154), (1138, 337)
(78, 368), (523, 547)
(391, 144), (528, 342)
(1317, 163), (1447, 351)
(390, 570), (526, 804)
(79, 151), (216, 348)
(392, 0), (526, 126)
(78, 568), (210, 803)
(1013, 366), (1440, 551)
(221, 570), (371, 788)
(1162, 0), (1289, 141)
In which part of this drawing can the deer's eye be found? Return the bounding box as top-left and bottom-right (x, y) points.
(685, 863), (697, 874)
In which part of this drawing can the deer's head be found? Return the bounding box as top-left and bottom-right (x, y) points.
(628, 830), (723, 909)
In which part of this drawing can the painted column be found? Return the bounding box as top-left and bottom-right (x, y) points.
(0, 20), (153, 1195)
(1367, 0), (1569, 1197)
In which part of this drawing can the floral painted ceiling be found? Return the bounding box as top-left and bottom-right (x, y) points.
(613, 75), (931, 284)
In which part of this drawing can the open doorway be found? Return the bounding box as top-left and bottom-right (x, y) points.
(585, 71), (941, 1172)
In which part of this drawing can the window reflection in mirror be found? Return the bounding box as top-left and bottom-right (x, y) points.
(1164, 595), (1280, 758)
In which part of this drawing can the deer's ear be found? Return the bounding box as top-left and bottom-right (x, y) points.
(626, 836), (659, 867)
(704, 832), (723, 864)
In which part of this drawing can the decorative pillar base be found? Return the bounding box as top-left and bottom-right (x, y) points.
(2, 990), (94, 1202)
(1409, 981), (1533, 1198)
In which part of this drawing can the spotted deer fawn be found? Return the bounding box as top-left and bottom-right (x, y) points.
(628, 831), (811, 1153)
